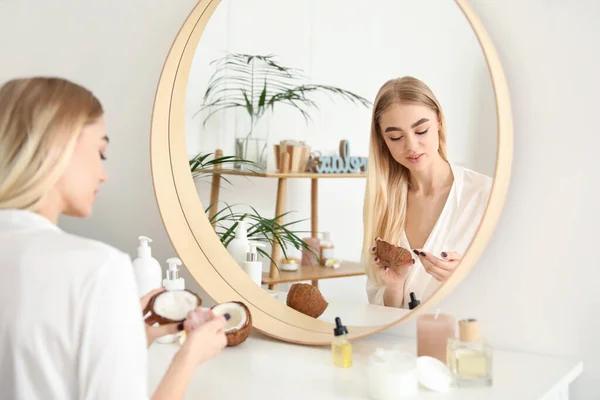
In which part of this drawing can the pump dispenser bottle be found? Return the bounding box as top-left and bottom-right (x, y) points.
(241, 242), (266, 286)
(332, 317), (352, 368)
(162, 257), (185, 291)
(132, 236), (162, 297)
(227, 221), (250, 266)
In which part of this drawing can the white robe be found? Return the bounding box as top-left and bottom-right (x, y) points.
(366, 163), (493, 308)
(0, 209), (149, 399)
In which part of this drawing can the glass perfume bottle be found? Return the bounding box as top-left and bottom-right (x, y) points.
(447, 318), (492, 387)
(332, 317), (352, 368)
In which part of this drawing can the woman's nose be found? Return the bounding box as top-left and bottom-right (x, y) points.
(100, 165), (108, 183)
(404, 132), (419, 150)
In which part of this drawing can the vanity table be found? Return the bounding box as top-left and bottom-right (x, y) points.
(147, 331), (582, 400)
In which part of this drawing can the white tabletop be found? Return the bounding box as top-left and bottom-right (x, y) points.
(147, 331), (582, 399)
(271, 290), (411, 326)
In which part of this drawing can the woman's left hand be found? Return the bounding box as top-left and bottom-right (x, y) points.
(140, 288), (182, 347)
(414, 250), (462, 282)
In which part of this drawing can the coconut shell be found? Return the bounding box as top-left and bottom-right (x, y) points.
(143, 289), (202, 326)
(375, 238), (413, 271)
(211, 301), (252, 347)
(286, 283), (328, 318)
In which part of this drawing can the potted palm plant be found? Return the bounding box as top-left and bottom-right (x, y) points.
(189, 151), (318, 269)
(196, 52), (372, 170)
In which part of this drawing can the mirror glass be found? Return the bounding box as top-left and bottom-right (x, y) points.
(184, 0), (497, 327)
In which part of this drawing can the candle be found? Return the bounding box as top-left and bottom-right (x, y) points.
(301, 237), (321, 267)
(416, 312), (456, 364)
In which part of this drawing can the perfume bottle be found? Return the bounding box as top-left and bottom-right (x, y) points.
(447, 318), (492, 387)
(332, 317), (352, 368)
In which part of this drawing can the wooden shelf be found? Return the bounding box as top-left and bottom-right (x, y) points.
(209, 148), (367, 290)
(261, 261), (365, 285)
(208, 169), (367, 179)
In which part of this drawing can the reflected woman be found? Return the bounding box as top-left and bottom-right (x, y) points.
(362, 76), (492, 309)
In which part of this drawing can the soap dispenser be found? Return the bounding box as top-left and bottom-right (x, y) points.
(132, 236), (162, 297)
(241, 241), (266, 286)
(162, 257), (185, 291)
(226, 220), (250, 266)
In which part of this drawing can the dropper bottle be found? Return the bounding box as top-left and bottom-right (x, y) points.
(332, 317), (352, 368)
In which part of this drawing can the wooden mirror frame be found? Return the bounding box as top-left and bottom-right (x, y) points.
(150, 0), (513, 345)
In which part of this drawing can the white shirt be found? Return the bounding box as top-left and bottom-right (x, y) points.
(0, 209), (149, 400)
(366, 163), (493, 308)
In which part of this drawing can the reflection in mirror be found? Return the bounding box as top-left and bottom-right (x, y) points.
(185, 0), (497, 327)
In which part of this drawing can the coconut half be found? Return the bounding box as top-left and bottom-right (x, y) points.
(143, 289), (202, 325)
(375, 238), (413, 271)
(211, 301), (252, 347)
(286, 283), (328, 318)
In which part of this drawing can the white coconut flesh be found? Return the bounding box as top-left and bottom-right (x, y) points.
(213, 303), (247, 331)
(153, 291), (199, 321)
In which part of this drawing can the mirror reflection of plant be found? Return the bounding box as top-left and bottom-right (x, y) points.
(189, 151), (260, 187)
(196, 52), (373, 148)
(206, 201), (319, 269)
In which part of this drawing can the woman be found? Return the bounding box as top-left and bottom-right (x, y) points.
(0, 77), (227, 399)
(362, 76), (492, 309)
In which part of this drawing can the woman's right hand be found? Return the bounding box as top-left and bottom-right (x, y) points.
(176, 308), (228, 367)
(370, 239), (414, 287)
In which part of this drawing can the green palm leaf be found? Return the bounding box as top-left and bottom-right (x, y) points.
(197, 52), (371, 132)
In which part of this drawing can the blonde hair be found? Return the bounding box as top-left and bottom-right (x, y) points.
(362, 76), (448, 283)
(0, 77), (103, 210)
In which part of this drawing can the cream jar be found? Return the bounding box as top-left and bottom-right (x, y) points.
(280, 258), (300, 271)
(367, 348), (419, 399)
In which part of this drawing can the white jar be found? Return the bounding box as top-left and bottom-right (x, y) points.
(367, 348), (418, 399)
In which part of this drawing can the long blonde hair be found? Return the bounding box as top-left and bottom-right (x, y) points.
(0, 77), (103, 211)
(362, 76), (448, 281)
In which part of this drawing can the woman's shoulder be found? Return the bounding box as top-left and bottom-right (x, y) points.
(453, 163), (493, 192)
(59, 230), (131, 264)
(20, 226), (133, 280)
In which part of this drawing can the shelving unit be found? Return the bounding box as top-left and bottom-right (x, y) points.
(208, 149), (368, 290)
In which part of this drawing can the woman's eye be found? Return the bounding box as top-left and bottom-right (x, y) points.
(416, 128), (429, 135)
(100, 152), (107, 161)
(390, 137), (402, 142)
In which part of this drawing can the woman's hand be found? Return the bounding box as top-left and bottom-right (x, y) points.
(150, 308), (228, 400)
(414, 250), (462, 282)
(370, 239), (415, 288)
(177, 308), (228, 367)
(140, 288), (182, 347)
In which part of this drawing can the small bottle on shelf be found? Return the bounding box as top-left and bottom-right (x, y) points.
(319, 232), (335, 266)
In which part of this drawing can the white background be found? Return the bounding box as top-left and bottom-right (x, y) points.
(0, 0), (598, 398)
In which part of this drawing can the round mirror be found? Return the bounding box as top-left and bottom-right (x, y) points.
(150, 0), (512, 344)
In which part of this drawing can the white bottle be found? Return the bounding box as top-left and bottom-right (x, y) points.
(320, 232), (335, 264)
(226, 220), (250, 266)
(156, 257), (185, 344)
(132, 236), (162, 297)
(241, 242), (266, 286)
(162, 257), (185, 291)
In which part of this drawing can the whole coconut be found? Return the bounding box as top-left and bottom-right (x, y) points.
(286, 283), (328, 318)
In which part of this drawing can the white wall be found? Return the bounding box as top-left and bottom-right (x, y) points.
(1, 1), (598, 398)
(184, 0), (497, 299)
